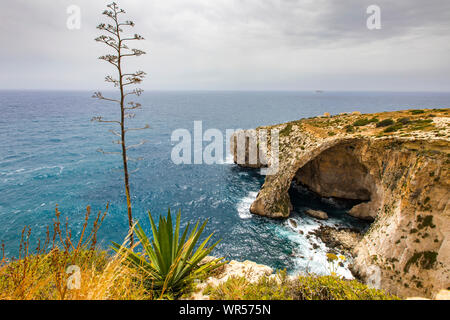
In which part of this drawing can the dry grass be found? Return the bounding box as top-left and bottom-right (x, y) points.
(0, 205), (151, 300)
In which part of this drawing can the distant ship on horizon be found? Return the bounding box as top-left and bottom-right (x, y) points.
(315, 90), (324, 93)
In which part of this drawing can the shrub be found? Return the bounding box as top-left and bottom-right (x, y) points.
(112, 209), (224, 298)
(352, 117), (378, 126)
(344, 125), (355, 133)
(397, 117), (411, 125)
(376, 119), (394, 127)
(292, 275), (398, 300)
(353, 118), (370, 126)
(205, 273), (291, 300)
(206, 271), (399, 300)
(280, 123), (293, 136)
(384, 123), (403, 133)
(410, 109), (425, 114)
(404, 251), (438, 273)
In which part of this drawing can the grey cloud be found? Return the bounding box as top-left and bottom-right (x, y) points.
(0, 0), (449, 91)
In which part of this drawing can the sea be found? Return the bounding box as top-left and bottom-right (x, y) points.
(1, 90), (449, 278)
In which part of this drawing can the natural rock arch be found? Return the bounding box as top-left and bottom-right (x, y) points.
(248, 137), (382, 220)
(231, 110), (450, 298)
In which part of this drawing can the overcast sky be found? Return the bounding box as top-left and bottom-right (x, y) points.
(1, 0), (449, 91)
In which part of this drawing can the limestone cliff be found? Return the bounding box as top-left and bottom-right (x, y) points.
(230, 109), (450, 298)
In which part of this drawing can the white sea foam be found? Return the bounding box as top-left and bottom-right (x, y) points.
(280, 216), (355, 279)
(236, 191), (258, 219)
(1, 165), (64, 176)
(218, 153), (234, 165)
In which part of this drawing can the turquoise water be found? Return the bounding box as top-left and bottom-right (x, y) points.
(1, 90), (449, 275)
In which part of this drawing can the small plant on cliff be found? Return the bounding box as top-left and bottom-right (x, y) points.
(326, 253), (346, 276)
(92, 2), (149, 246)
(112, 210), (225, 297)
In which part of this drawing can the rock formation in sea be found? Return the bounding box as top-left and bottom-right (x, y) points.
(230, 109), (450, 298)
(304, 209), (328, 220)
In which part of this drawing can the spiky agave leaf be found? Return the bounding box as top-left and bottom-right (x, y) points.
(112, 209), (225, 295)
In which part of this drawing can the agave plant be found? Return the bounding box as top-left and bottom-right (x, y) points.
(111, 209), (224, 295)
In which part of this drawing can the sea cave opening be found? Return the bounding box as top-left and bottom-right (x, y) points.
(288, 142), (378, 228)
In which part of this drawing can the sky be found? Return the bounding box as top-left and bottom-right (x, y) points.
(1, 0), (450, 91)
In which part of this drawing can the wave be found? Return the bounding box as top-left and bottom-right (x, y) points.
(0, 165), (64, 177)
(218, 153), (234, 165)
(281, 216), (355, 279)
(236, 191), (258, 219)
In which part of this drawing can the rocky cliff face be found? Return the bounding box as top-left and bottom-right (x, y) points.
(230, 109), (450, 298)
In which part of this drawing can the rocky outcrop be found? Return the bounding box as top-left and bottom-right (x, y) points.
(230, 109), (450, 298)
(312, 226), (363, 252)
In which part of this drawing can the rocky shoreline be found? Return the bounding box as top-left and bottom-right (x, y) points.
(311, 225), (363, 254)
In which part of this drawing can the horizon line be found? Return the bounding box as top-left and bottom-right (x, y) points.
(1, 89), (450, 93)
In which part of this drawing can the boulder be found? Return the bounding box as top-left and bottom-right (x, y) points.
(305, 209), (328, 220)
(287, 218), (298, 229)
